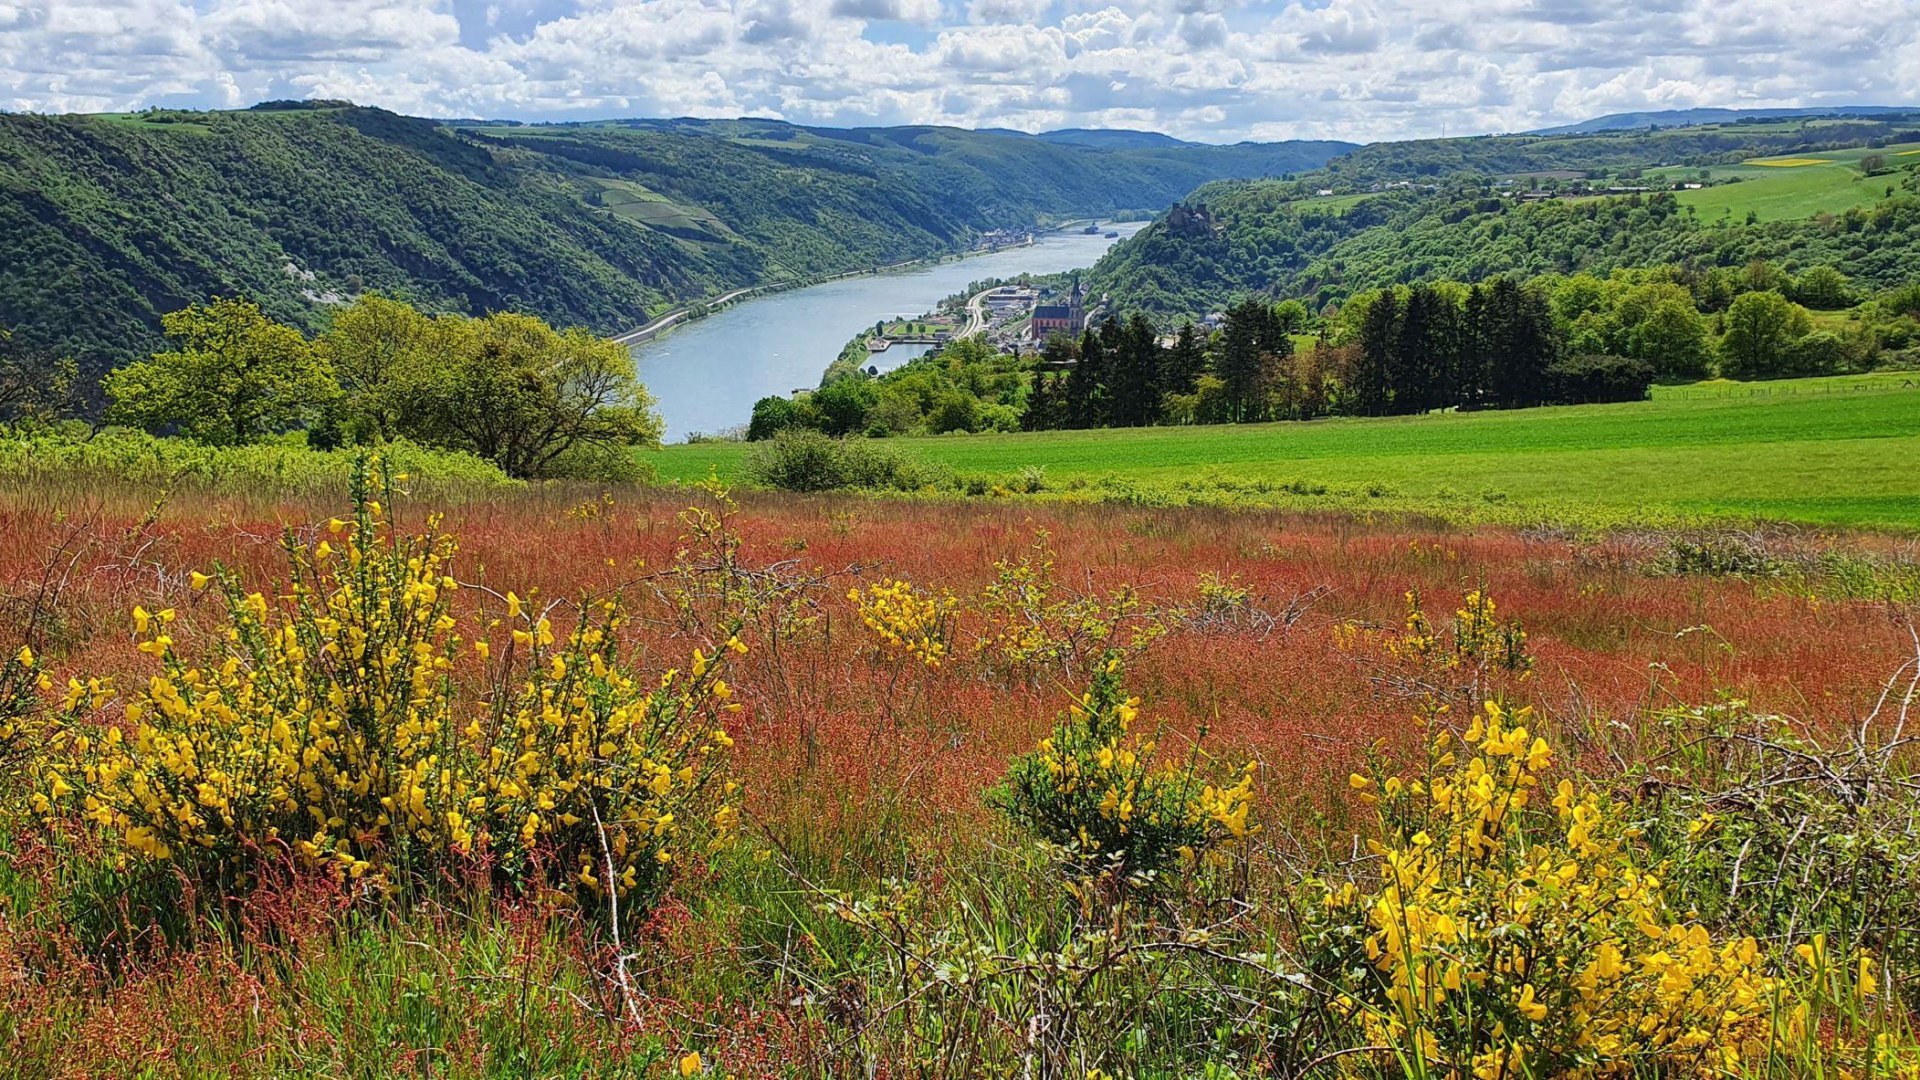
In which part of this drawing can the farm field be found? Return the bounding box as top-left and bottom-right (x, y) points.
(1660, 141), (1920, 221)
(586, 178), (736, 241)
(3, 468), (1918, 1076)
(650, 376), (1920, 528)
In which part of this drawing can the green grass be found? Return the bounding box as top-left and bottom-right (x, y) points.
(1650, 370), (1916, 398)
(1294, 192), (1374, 212)
(92, 113), (215, 135)
(646, 377), (1920, 528)
(1657, 142), (1920, 222)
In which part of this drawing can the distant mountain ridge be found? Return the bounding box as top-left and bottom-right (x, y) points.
(1034, 128), (1193, 149)
(1532, 104), (1918, 135)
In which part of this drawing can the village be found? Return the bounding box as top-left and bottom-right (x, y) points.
(861, 277), (1094, 361)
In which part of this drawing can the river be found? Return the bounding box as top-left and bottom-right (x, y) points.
(632, 222), (1145, 441)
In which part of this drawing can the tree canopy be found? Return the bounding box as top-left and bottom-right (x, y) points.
(105, 298), (337, 446)
(101, 295), (658, 479)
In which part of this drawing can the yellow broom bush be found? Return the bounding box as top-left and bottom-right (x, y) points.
(849, 578), (956, 668)
(1, 643), (54, 813)
(993, 655), (1256, 880)
(1309, 701), (1778, 1078)
(45, 459), (739, 915)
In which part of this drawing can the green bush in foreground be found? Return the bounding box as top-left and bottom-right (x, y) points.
(742, 429), (948, 493)
(992, 657), (1257, 881)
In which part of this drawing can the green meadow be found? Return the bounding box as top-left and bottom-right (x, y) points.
(1660, 142), (1920, 222)
(648, 375), (1920, 528)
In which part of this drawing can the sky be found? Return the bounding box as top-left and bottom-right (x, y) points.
(2, 0), (1917, 143)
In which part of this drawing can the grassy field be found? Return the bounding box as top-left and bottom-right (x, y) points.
(649, 375), (1920, 528)
(1659, 142), (1920, 221)
(1292, 191), (1374, 212)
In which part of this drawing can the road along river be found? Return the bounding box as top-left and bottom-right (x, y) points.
(631, 222), (1144, 441)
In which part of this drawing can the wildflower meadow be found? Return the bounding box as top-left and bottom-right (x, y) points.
(2, 457), (1918, 1078)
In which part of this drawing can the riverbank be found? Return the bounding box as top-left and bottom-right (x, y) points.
(630, 224), (1142, 440)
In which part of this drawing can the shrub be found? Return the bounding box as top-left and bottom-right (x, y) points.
(1546, 353), (1653, 403)
(1368, 587), (1532, 694)
(992, 657), (1256, 881)
(812, 842), (1279, 1077)
(1782, 329), (1845, 376)
(974, 530), (1167, 680)
(1639, 698), (1920, 1012)
(743, 429), (847, 492)
(44, 459), (739, 918)
(1311, 702), (1780, 1077)
(0, 644), (51, 813)
(809, 377), (876, 436)
(927, 391), (981, 434)
(1881, 281), (1920, 321)
(538, 439), (658, 484)
(742, 429), (941, 493)
(836, 437), (936, 490)
(0, 430), (515, 497)
(1652, 533), (1784, 577)
(862, 389), (923, 436)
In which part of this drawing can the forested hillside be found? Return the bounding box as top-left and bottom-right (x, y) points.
(1090, 117), (1920, 317)
(0, 103), (1350, 381)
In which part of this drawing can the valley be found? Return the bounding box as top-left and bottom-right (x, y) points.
(4, 82), (1920, 1080)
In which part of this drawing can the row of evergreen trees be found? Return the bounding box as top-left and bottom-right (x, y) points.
(1021, 280), (1653, 431)
(1350, 279), (1561, 415)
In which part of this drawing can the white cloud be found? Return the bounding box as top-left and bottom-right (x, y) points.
(0, 0), (1915, 140)
(967, 0), (1048, 24)
(830, 0), (941, 23)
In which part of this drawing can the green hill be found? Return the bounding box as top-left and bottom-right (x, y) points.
(1087, 120), (1920, 318)
(0, 104), (1351, 382)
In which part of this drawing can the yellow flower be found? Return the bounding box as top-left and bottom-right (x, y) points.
(14, 645), (32, 668)
(1516, 983), (1547, 1021)
(190, 571), (211, 590)
(1525, 737), (1552, 773)
(678, 1052), (702, 1077)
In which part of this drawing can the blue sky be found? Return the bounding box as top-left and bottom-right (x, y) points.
(2, 0), (1916, 142)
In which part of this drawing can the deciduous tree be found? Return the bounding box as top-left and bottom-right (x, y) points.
(1719, 291), (1813, 380)
(105, 297), (336, 445)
